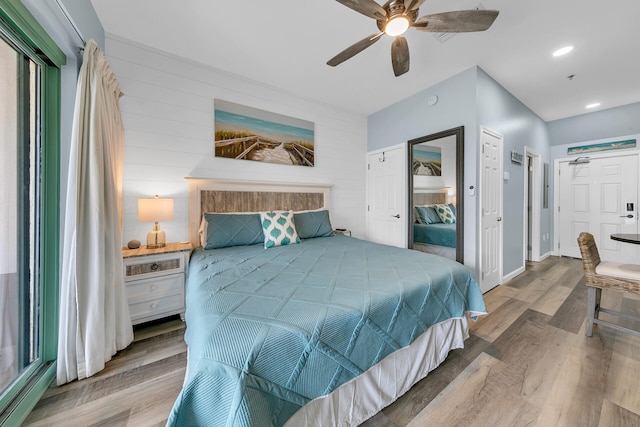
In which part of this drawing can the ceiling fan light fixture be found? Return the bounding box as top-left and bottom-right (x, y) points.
(385, 15), (410, 36)
(553, 46), (574, 57)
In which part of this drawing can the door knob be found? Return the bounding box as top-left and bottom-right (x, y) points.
(497, 217), (502, 222)
(620, 214), (634, 218)
(391, 214), (401, 218)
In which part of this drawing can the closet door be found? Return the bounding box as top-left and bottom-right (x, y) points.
(366, 144), (407, 248)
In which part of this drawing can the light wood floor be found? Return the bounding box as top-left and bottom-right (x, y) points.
(23, 256), (640, 426)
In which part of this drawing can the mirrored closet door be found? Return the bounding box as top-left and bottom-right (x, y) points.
(408, 127), (464, 263)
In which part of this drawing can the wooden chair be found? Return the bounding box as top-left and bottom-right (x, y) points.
(576, 232), (640, 337)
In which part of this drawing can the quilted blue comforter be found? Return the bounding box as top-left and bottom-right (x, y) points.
(414, 222), (457, 248)
(167, 235), (485, 426)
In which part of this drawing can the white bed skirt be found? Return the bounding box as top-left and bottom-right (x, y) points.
(285, 316), (469, 426)
(413, 242), (456, 260)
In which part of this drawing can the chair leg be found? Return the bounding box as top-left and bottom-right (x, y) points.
(585, 286), (598, 337)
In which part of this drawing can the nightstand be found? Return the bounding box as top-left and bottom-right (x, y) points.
(333, 228), (352, 236)
(122, 242), (192, 325)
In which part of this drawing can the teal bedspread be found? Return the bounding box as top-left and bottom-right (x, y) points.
(167, 235), (485, 426)
(414, 222), (457, 248)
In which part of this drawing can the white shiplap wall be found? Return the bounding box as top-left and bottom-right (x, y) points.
(104, 36), (367, 245)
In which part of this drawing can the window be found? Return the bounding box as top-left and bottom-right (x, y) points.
(0, 1), (64, 423)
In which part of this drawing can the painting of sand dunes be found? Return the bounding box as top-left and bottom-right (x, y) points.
(214, 100), (315, 167)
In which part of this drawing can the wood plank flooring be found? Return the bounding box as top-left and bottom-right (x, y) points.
(23, 256), (640, 426)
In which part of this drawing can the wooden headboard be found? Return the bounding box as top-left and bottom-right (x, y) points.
(413, 187), (448, 206)
(185, 178), (332, 246)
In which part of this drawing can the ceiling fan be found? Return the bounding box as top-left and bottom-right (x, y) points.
(327, 0), (499, 77)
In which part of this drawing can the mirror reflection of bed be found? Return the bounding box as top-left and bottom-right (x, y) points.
(413, 189), (457, 259)
(408, 126), (464, 263)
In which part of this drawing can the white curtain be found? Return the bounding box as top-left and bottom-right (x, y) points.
(57, 39), (133, 385)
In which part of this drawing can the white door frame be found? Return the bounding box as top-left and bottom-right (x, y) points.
(478, 126), (504, 292)
(366, 143), (408, 247)
(553, 150), (640, 257)
(524, 147), (542, 262)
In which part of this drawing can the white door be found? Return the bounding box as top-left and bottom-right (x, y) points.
(367, 146), (406, 247)
(558, 154), (638, 262)
(479, 128), (503, 293)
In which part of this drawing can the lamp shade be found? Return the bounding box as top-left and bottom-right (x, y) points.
(138, 196), (174, 223)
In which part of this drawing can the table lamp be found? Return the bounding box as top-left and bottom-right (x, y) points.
(138, 195), (174, 248)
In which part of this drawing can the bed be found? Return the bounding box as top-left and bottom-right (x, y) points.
(414, 222), (456, 248)
(412, 190), (457, 259)
(167, 178), (485, 426)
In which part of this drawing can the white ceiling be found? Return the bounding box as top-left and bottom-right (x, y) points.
(90, 0), (640, 121)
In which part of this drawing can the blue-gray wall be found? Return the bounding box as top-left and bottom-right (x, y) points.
(548, 102), (640, 146)
(368, 67), (479, 273)
(57, 0), (104, 50)
(368, 66), (553, 280)
(476, 68), (552, 276)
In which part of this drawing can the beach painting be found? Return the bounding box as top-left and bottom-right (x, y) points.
(413, 145), (442, 176)
(214, 100), (315, 167)
(567, 139), (636, 155)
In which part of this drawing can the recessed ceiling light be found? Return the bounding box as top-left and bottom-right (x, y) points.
(553, 46), (574, 57)
(586, 102), (601, 109)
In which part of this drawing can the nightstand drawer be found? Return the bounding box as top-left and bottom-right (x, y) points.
(122, 242), (192, 324)
(129, 293), (184, 324)
(124, 257), (184, 279)
(126, 273), (183, 301)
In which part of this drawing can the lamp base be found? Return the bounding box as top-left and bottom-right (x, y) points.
(147, 227), (166, 249)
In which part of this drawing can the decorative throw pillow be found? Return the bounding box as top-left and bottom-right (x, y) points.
(260, 211), (301, 248)
(294, 210), (333, 239)
(203, 213), (264, 249)
(434, 204), (456, 224)
(415, 205), (442, 225)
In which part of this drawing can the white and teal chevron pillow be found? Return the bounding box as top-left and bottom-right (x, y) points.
(260, 211), (301, 249)
(434, 204), (456, 224)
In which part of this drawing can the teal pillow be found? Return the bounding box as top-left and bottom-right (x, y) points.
(294, 210), (333, 239)
(448, 203), (457, 217)
(204, 213), (263, 249)
(260, 211), (301, 249)
(415, 206), (442, 225)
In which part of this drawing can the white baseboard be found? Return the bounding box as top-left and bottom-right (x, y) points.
(539, 251), (553, 261)
(502, 265), (526, 283)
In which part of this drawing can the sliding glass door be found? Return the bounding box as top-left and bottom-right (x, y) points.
(0, 1), (63, 422)
(0, 24), (41, 401)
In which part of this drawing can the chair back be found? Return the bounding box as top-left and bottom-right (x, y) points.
(577, 232), (601, 277)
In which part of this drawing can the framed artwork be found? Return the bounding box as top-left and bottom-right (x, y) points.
(567, 139), (636, 155)
(412, 145), (442, 176)
(214, 100), (315, 167)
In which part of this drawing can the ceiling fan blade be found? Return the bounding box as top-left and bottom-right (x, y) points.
(391, 36), (410, 77)
(327, 32), (384, 67)
(404, 0), (425, 12)
(414, 10), (499, 32)
(335, 0), (387, 20)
